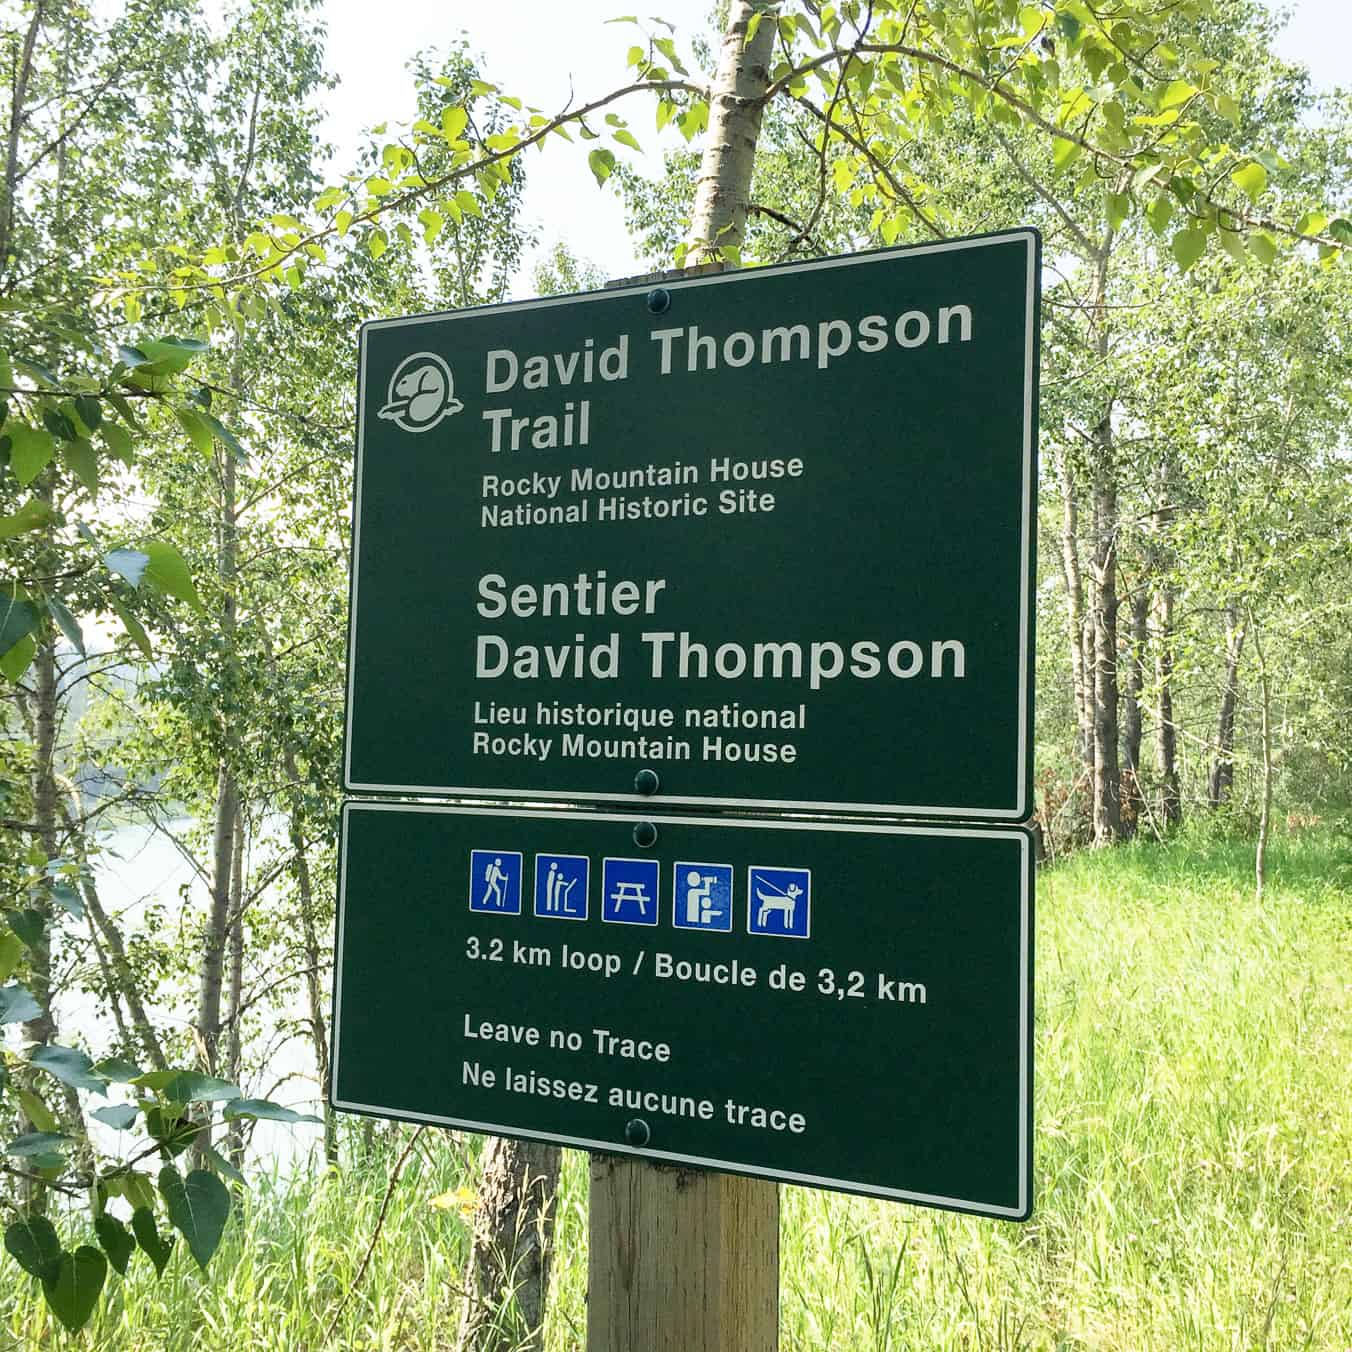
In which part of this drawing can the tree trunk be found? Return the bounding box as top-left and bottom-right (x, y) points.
(284, 760), (337, 1165)
(60, 791), (168, 1072)
(254, 615), (337, 1164)
(1152, 584), (1182, 828)
(1089, 442), (1122, 844)
(1055, 448), (1093, 773)
(19, 628), (63, 1207)
(197, 765), (238, 1071)
(196, 391), (240, 1073)
(1086, 242), (1122, 846)
(1208, 602), (1245, 808)
(224, 816), (247, 1166)
(1120, 585), (1148, 837)
(457, 1138), (562, 1352)
(687, 0), (776, 261)
(1251, 612), (1272, 900)
(0, 0), (44, 269)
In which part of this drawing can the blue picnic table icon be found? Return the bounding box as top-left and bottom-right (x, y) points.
(601, 858), (659, 926)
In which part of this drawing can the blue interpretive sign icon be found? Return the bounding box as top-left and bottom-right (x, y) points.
(534, 853), (589, 921)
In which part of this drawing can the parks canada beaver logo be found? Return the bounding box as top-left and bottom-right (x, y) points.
(377, 352), (463, 434)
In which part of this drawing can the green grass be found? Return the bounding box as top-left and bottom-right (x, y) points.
(5, 824), (1349, 1349)
(775, 822), (1352, 1350)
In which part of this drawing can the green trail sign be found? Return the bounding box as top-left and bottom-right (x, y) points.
(331, 802), (1034, 1218)
(344, 231), (1039, 820)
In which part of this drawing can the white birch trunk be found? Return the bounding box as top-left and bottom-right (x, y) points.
(687, 1), (776, 262)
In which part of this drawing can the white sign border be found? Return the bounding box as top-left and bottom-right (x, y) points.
(343, 230), (1039, 821)
(330, 800), (1033, 1220)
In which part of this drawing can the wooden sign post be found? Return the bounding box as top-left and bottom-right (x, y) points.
(588, 1158), (778, 1352)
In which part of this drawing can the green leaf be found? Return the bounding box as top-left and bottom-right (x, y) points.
(367, 228), (388, 260)
(1052, 135), (1079, 172)
(159, 1166), (230, 1270)
(0, 498), (55, 539)
(587, 148), (616, 187)
(199, 412), (245, 462)
(100, 422), (134, 467)
(16, 1089), (59, 1133)
(1055, 12), (1081, 43)
(1159, 79), (1197, 110)
(0, 588), (42, 655)
(141, 541), (203, 612)
(222, 1098), (323, 1125)
(1170, 227), (1206, 271)
(91, 1057), (143, 1083)
(6, 1131), (74, 1157)
(103, 548), (150, 588)
(1219, 227), (1248, 264)
(91, 1104), (139, 1131)
(174, 407), (214, 458)
(442, 106), (468, 142)
(109, 599), (152, 660)
(203, 1144), (246, 1186)
(653, 35), (688, 73)
(0, 930), (22, 982)
(418, 207), (444, 244)
(31, 1045), (107, 1095)
(130, 1207), (174, 1275)
(123, 1173), (158, 1214)
(4, 1215), (62, 1280)
(50, 880), (84, 918)
(613, 128), (641, 152)
(47, 600), (84, 656)
(8, 909), (44, 949)
(13, 356), (58, 387)
(129, 1069), (177, 1092)
(150, 1071), (241, 1104)
(143, 1106), (199, 1156)
(2, 631), (35, 680)
(8, 425), (55, 486)
(1105, 191), (1130, 233)
(93, 1215), (134, 1275)
(1230, 161), (1267, 202)
(0, 982), (42, 1024)
(61, 439), (98, 495)
(1248, 231), (1278, 265)
(42, 407), (76, 442)
(1215, 92), (1240, 124)
(72, 396), (102, 433)
(41, 1245), (106, 1333)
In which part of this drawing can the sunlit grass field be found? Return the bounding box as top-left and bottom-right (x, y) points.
(5, 822), (1349, 1349)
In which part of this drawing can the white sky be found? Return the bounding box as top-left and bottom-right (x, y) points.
(318, 0), (1351, 294)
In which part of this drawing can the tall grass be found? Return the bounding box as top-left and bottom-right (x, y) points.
(4, 823), (1348, 1349)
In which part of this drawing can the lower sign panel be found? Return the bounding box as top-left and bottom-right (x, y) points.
(332, 802), (1033, 1219)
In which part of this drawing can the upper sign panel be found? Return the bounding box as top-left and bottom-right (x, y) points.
(345, 231), (1039, 818)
